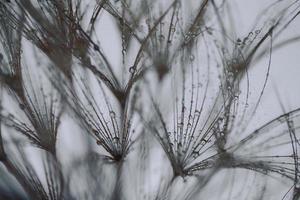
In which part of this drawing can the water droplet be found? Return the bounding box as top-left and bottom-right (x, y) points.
(189, 55), (195, 61)
(7, 114), (14, 120)
(201, 138), (207, 143)
(296, 181), (300, 188)
(159, 34), (165, 41)
(195, 110), (200, 116)
(113, 136), (120, 142)
(177, 122), (184, 128)
(232, 58), (238, 64)
(220, 131), (225, 136)
(279, 168), (284, 173)
(192, 150), (200, 157)
(109, 111), (116, 118)
(145, 19), (151, 25)
(92, 129), (99, 136)
(138, 25), (144, 31)
(93, 44), (99, 51)
(129, 66), (135, 74)
(19, 103), (25, 110)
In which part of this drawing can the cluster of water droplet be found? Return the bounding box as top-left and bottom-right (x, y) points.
(236, 29), (261, 48)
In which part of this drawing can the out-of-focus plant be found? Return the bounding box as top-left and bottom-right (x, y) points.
(0, 0), (300, 199)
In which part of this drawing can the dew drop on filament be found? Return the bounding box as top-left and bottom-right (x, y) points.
(109, 111), (116, 118)
(129, 66), (135, 74)
(189, 55), (195, 61)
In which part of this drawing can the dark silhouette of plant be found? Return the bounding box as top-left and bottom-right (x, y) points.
(0, 0), (300, 199)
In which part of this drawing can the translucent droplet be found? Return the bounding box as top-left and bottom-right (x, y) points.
(195, 110), (201, 116)
(189, 55), (195, 61)
(192, 150), (200, 157)
(220, 131), (225, 136)
(7, 114), (14, 120)
(92, 129), (99, 136)
(113, 137), (120, 142)
(207, 29), (212, 35)
(296, 181), (300, 188)
(232, 58), (238, 64)
(129, 66), (135, 74)
(19, 103), (25, 110)
(177, 122), (184, 128)
(109, 111), (116, 118)
(159, 34), (165, 41)
(255, 30), (261, 35)
(145, 19), (151, 25)
(279, 168), (284, 173)
(93, 44), (99, 51)
(218, 118), (223, 124)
